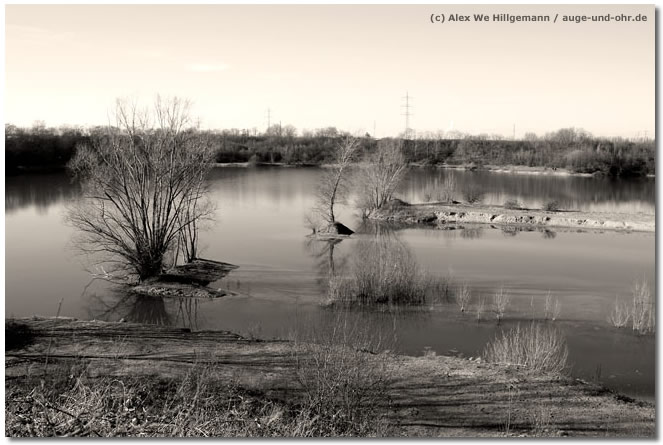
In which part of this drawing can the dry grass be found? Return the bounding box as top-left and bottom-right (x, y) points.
(608, 279), (655, 334)
(483, 322), (569, 375)
(543, 292), (561, 321)
(475, 297), (486, 322)
(455, 282), (471, 312)
(493, 287), (511, 324)
(292, 314), (394, 437)
(631, 279), (654, 335)
(608, 296), (630, 328)
(6, 366), (306, 437)
(437, 175), (457, 203)
(7, 324), (395, 438)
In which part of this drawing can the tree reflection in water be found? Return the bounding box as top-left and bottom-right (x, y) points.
(83, 284), (201, 329)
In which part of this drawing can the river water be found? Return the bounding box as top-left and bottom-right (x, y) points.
(5, 167), (655, 400)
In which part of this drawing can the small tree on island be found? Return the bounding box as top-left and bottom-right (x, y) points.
(312, 136), (360, 228)
(67, 97), (215, 281)
(358, 139), (408, 217)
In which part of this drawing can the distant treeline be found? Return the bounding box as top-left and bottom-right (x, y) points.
(5, 124), (655, 177)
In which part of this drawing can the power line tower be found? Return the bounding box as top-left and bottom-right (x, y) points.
(401, 91), (413, 140)
(265, 107), (272, 133)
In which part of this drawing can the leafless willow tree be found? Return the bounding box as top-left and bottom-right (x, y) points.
(313, 137), (360, 225)
(358, 139), (408, 217)
(67, 97), (215, 281)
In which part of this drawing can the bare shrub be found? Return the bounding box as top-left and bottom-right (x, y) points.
(529, 403), (559, 437)
(463, 187), (485, 204)
(631, 279), (654, 334)
(328, 238), (431, 306)
(433, 270), (455, 303)
(504, 199), (521, 210)
(608, 296), (630, 328)
(483, 322), (569, 375)
(543, 292), (561, 321)
(493, 287), (511, 324)
(292, 315), (393, 436)
(436, 175), (457, 203)
(357, 139), (408, 217)
(475, 297), (486, 323)
(542, 200), (561, 212)
(456, 281), (471, 312)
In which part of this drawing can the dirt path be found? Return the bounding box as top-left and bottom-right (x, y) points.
(6, 317), (655, 437)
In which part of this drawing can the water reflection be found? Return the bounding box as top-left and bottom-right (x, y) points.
(6, 172), (80, 214)
(6, 167), (655, 216)
(84, 285), (202, 329)
(398, 168), (655, 214)
(304, 237), (345, 284)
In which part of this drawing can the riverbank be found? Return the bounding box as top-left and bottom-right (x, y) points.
(369, 201), (655, 233)
(213, 162), (656, 178)
(5, 317), (655, 437)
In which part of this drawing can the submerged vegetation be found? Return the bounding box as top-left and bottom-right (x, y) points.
(610, 279), (655, 335)
(327, 238), (432, 306)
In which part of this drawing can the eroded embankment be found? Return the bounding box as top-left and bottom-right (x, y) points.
(5, 317), (655, 437)
(370, 203), (655, 233)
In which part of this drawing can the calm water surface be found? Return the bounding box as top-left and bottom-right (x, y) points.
(5, 167), (655, 400)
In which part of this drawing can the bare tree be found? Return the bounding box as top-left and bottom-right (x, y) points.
(67, 97), (215, 281)
(358, 139), (408, 217)
(313, 137), (360, 225)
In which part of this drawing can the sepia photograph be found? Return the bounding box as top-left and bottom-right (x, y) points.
(4, 3), (656, 438)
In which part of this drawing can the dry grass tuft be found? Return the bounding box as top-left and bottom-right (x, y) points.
(483, 322), (569, 375)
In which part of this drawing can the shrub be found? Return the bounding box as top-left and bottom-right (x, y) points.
(292, 313), (393, 436)
(456, 282), (471, 312)
(436, 175), (457, 203)
(609, 297), (630, 328)
(503, 199), (521, 210)
(493, 287), (511, 324)
(464, 187), (485, 204)
(483, 322), (569, 375)
(542, 200), (560, 212)
(631, 279), (654, 335)
(327, 238), (431, 306)
(543, 292), (561, 321)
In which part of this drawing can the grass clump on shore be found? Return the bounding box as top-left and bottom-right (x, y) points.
(483, 322), (569, 375)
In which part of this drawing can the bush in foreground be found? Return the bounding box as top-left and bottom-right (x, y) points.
(483, 322), (569, 375)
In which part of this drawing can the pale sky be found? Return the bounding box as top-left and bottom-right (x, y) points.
(4, 4), (655, 138)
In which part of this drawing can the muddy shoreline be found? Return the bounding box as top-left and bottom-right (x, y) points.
(5, 317), (655, 437)
(369, 202), (655, 233)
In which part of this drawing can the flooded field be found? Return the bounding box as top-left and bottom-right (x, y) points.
(5, 167), (655, 400)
